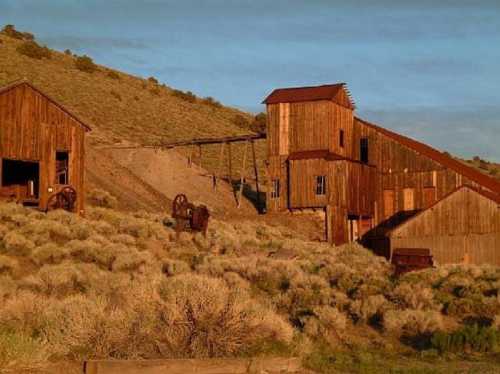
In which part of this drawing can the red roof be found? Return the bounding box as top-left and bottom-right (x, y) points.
(0, 79), (92, 132)
(262, 83), (355, 109)
(355, 117), (500, 195)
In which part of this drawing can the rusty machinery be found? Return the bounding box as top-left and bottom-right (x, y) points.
(46, 185), (77, 212)
(171, 194), (210, 239)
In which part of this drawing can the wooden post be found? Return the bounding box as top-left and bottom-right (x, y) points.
(237, 141), (249, 208)
(198, 144), (202, 169)
(188, 145), (194, 167)
(251, 140), (262, 213)
(214, 142), (226, 190)
(227, 142), (233, 188)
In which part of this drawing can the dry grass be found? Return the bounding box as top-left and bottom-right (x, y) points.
(0, 201), (499, 368)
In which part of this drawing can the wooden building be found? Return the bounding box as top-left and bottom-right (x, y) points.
(263, 83), (500, 264)
(0, 80), (90, 213)
(390, 186), (500, 266)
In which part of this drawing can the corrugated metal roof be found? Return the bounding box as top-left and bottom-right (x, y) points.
(0, 79), (92, 132)
(355, 117), (500, 195)
(262, 83), (355, 109)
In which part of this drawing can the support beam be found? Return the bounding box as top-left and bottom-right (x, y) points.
(227, 142), (233, 188)
(198, 144), (202, 169)
(188, 144), (194, 167)
(214, 142), (226, 190)
(251, 140), (262, 213)
(237, 141), (249, 208)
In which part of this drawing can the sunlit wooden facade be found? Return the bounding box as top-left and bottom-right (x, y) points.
(263, 83), (500, 264)
(0, 81), (90, 213)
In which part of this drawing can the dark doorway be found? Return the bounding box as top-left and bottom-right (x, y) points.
(1, 159), (40, 198)
(56, 151), (69, 184)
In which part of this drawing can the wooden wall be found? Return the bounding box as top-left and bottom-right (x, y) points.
(390, 188), (500, 265)
(265, 96), (499, 255)
(267, 100), (354, 158)
(289, 158), (329, 208)
(352, 118), (495, 228)
(266, 99), (355, 212)
(344, 162), (376, 216)
(0, 84), (86, 212)
(266, 155), (288, 212)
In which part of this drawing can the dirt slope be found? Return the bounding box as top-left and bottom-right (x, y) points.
(89, 144), (258, 216)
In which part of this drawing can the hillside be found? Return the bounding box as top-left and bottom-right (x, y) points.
(1, 202), (500, 373)
(0, 27), (267, 189)
(461, 157), (500, 181)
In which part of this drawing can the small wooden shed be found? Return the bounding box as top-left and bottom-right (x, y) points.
(389, 186), (500, 266)
(0, 80), (90, 213)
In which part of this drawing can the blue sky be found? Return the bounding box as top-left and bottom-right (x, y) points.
(1, 0), (499, 160)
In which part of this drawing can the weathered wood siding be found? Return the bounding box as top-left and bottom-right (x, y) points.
(353, 118), (494, 227)
(390, 188), (500, 265)
(0, 84), (86, 212)
(266, 100), (355, 212)
(344, 161), (376, 216)
(289, 158), (328, 208)
(266, 155), (288, 211)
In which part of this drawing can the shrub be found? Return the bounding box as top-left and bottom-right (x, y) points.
(431, 324), (500, 354)
(172, 89), (197, 103)
(64, 49), (72, 56)
(87, 188), (118, 208)
(1, 232), (35, 256)
(156, 274), (293, 357)
(112, 249), (151, 272)
(0, 329), (49, 371)
(147, 76), (158, 84)
(16, 41), (51, 59)
(232, 114), (250, 129)
(202, 96), (222, 108)
(0, 255), (16, 274)
(384, 309), (443, 337)
(75, 55), (98, 73)
(107, 70), (120, 80)
(1, 24), (34, 40)
(250, 112), (267, 134)
(390, 283), (441, 311)
(350, 295), (388, 324)
(31, 243), (69, 265)
(162, 259), (191, 276)
(37, 263), (86, 296)
(304, 306), (347, 339)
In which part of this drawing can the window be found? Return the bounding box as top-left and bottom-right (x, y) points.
(56, 151), (69, 185)
(315, 175), (326, 195)
(271, 179), (280, 199)
(360, 138), (369, 164)
(403, 188), (415, 211)
(339, 129), (345, 148)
